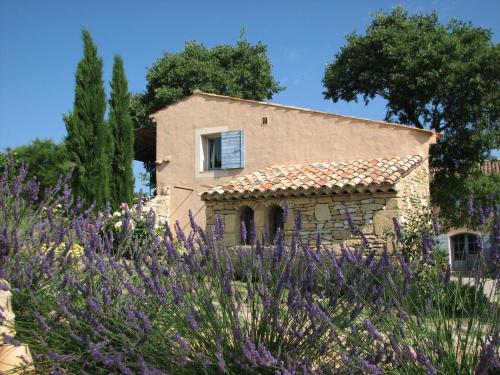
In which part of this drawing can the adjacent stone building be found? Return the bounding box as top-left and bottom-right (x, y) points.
(202, 155), (430, 249)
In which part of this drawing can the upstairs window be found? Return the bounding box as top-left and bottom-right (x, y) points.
(201, 130), (245, 171)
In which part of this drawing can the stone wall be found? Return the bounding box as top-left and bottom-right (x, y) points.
(394, 160), (430, 222)
(205, 161), (430, 251)
(142, 186), (170, 226)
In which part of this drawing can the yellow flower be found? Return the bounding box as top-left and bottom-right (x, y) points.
(40, 243), (84, 258)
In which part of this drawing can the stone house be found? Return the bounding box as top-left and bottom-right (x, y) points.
(135, 91), (437, 248)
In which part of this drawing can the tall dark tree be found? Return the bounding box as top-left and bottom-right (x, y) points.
(109, 55), (134, 207)
(131, 36), (283, 187)
(322, 7), (500, 226)
(64, 30), (110, 208)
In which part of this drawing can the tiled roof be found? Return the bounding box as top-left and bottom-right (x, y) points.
(481, 160), (500, 174)
(202, 155), (425, 201)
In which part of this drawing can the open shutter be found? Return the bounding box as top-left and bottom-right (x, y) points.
(221, 130), (245, 169)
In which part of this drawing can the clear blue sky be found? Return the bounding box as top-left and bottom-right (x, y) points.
(1, 0), (498, 190)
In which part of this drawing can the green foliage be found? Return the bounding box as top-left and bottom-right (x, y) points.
(386, 209), (437, 261)
(438, 168), (500, 229)
(323, 6), (500, 226)
(109, 55), (134, 207)
(132, 37), (284, 129)
(0, 150), (8, 167)
(131, 36), (283, 186)
(9, 139), (74, 193)
(64, 30), (110, 208)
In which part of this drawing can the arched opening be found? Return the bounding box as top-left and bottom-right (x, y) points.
(450, 233), (480, 262)
(268, 205), (284, 242)
(239, 206), (255, 245)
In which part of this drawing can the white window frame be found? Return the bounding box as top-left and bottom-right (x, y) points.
(195, 126), (229, 179)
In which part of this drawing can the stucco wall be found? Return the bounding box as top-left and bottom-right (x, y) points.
(152, 93), (436, 230)
(205, 160), (431, 250)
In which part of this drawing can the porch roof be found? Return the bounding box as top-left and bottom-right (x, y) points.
(202, 155), (425, 201)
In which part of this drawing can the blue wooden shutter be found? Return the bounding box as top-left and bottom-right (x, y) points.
(221, 130), (245, 169)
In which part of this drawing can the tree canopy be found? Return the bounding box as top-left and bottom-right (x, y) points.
(131, 36), (283, 189)
(131, 37), (283, 129)
(322, 7), (500, 225)
(1, 139), (73, 194)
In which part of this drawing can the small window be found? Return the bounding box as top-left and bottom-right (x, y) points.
(208, 137), (221, 170)
(200, 130), (245, 172)
(451, 233), (480, 260)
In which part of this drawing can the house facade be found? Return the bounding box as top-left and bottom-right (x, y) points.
(136, 91), (437, 248)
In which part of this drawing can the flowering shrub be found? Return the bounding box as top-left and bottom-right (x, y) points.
(0, 161), (499, 374)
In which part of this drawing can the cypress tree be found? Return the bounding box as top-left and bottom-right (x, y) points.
(64, 30), (110, 208)
(109, 55), (134, 207)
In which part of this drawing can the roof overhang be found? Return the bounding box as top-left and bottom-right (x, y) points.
(201, 184), (398, 202)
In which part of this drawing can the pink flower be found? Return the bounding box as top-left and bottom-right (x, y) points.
(119, 203), (128, 210)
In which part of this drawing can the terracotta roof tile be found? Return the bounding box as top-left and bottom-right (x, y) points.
(202, 155), (425, 201)
(481, 160), (500, 174)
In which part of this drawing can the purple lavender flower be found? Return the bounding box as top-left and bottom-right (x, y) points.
(174, 220), (186, 245)
(47, 351), (80, 362)
(327, 249), (345, 287)
(214, 215), (225, 240)
(185, 310), (198, 331)
(432, 216), (440, 236)
(416, 348), (437, 375)
(345, 210), (356, 232)
(33, 311), (51, 333)
(476, 200), (487, 227)
(215, 337), (226, 372)
(392, 217), (403, 241)
(1, 332), (21, 347)
(241, 220), (247, 244)
(357, 356), (383, 374)
(397, 254), (412, 295)
(475, 341), (500, 375)
(136, 310), (152, 333)
(363, 319), (382, 341)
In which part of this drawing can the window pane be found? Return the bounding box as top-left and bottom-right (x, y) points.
(467, 234), (479, 255)
(452, 234), (465, 261)
(208, 138), (221, 169)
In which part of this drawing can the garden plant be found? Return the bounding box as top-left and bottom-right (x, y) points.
(0, 159), (498, 374)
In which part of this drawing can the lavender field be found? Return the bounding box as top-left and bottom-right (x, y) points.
(0, 161), (499, 374)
